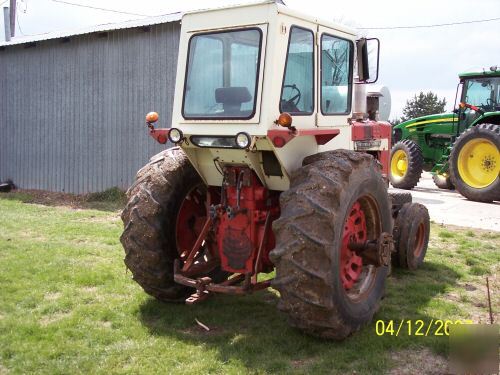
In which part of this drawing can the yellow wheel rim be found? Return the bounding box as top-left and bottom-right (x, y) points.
(457, 138), (500, 189)
(391, 149), (408, 179)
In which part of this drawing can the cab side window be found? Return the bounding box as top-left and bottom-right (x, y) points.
(280, 26), (314, 115)
(321, 34), (353, 114)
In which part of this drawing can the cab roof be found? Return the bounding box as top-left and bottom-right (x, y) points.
(459, 68), (500, 79)
(183, 0), (358, 37)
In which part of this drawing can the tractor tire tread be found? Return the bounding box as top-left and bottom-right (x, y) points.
(390, 140), (424, 189)
(270, 150), (390, 340)
(120, 147), (197, 302)
(432, 174), (454, 190)
(394, 203), (430, 270)
(449, 123), (500, 202)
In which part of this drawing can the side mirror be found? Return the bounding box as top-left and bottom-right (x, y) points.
(356, 38), (380, 84)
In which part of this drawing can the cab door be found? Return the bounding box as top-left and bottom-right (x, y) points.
(278, 23), (317, 129)
(316, 26), (356, 147)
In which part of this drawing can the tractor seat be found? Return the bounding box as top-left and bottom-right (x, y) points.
(215, 87), (252, 116)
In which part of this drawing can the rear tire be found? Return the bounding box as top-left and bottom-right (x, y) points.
(270, 150), (391, 340)
(390, 140), (424, 189)
(393, 203), (430, 270)
(449, 124), (500, 202)
(432, 174), (454, 190)
(120, 147), (209, 301)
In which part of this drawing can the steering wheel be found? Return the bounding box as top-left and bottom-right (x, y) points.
(281, 84), (301, 112)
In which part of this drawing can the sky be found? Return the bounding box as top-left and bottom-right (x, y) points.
(1, 0), (500, 119)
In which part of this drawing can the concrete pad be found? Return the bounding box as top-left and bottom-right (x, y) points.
(389, 172), (500, 232)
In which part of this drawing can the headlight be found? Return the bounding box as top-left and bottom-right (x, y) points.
(235, 132), (251, 149)
(168, 128), (183, 143)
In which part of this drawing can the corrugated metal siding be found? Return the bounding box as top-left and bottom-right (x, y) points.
(0, 22), (180, 193)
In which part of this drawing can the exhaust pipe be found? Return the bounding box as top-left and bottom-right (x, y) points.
(353, 84), (367, 121)
(3, 7), (10, 42)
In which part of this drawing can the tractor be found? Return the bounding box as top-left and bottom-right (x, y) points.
(390, 67), (500, 202)
(120, 1), (430, 340)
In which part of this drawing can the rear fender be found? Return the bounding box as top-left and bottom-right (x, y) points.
(470, 113), (500, 127)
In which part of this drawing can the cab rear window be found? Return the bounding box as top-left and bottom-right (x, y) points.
(182, 28), (262, 120)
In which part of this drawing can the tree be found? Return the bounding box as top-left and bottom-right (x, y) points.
(390, 118), (402, 126)
(400, 91), (446, 122)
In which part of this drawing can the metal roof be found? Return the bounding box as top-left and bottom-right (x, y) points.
(0, 11), (182, 47)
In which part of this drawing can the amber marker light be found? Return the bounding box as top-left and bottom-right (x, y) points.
(146, 111), (159, 124)
(276, 112), (293, 128)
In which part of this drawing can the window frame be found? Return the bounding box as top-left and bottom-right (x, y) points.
(319, 33), (354, 116)
(279, 25), (315, 116)
(181, 27), (263, 121)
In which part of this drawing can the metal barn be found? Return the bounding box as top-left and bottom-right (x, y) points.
(0, 14), (181, 193)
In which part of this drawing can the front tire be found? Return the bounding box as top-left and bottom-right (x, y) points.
(392, 203), (430, 270)
(270, 150), (391, 340)
(449, 124), (500, 202)
(390, 140), (424, 189)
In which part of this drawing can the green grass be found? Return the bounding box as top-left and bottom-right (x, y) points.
(0, 195), (498, 374)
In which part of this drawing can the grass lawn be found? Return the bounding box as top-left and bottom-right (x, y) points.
(0, 192), (498, 374)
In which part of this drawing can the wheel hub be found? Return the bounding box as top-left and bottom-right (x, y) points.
(457, 137), (500, 189)
(481, 155), (495, 172)
(391, 150), (408, 178)
(341, 201), (366, 290)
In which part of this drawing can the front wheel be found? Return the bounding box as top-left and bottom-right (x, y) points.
(392, 203), (430, 270)
(390, 140), (424, 189)
(270, 150), (391, 340)
(449, 124), (500, 202)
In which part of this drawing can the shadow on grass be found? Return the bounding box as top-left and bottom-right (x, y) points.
(137, 261), (461, 373)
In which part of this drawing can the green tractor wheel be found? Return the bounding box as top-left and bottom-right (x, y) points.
(389, 140), (424, 189)
(432, 173), (454, 190)
(449, 123), (500, 202)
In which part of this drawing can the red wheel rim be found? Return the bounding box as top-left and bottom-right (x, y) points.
(175, 185), (207, 258)
(341, 201), (366, 290)
(413, 222), (425, 257)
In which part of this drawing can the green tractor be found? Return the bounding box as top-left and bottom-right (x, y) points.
(390, 67), (500, 202)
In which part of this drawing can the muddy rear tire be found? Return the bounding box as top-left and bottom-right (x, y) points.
(120, 147), (202, 301)
(270, 150), (391, 340)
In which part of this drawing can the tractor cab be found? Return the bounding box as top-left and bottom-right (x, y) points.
(146, 1), (387, 191)
(456, 69), (500, 130)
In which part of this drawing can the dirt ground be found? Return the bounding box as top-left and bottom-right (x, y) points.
(0, 188), (126, 211)
(14, 189), (89, 208)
